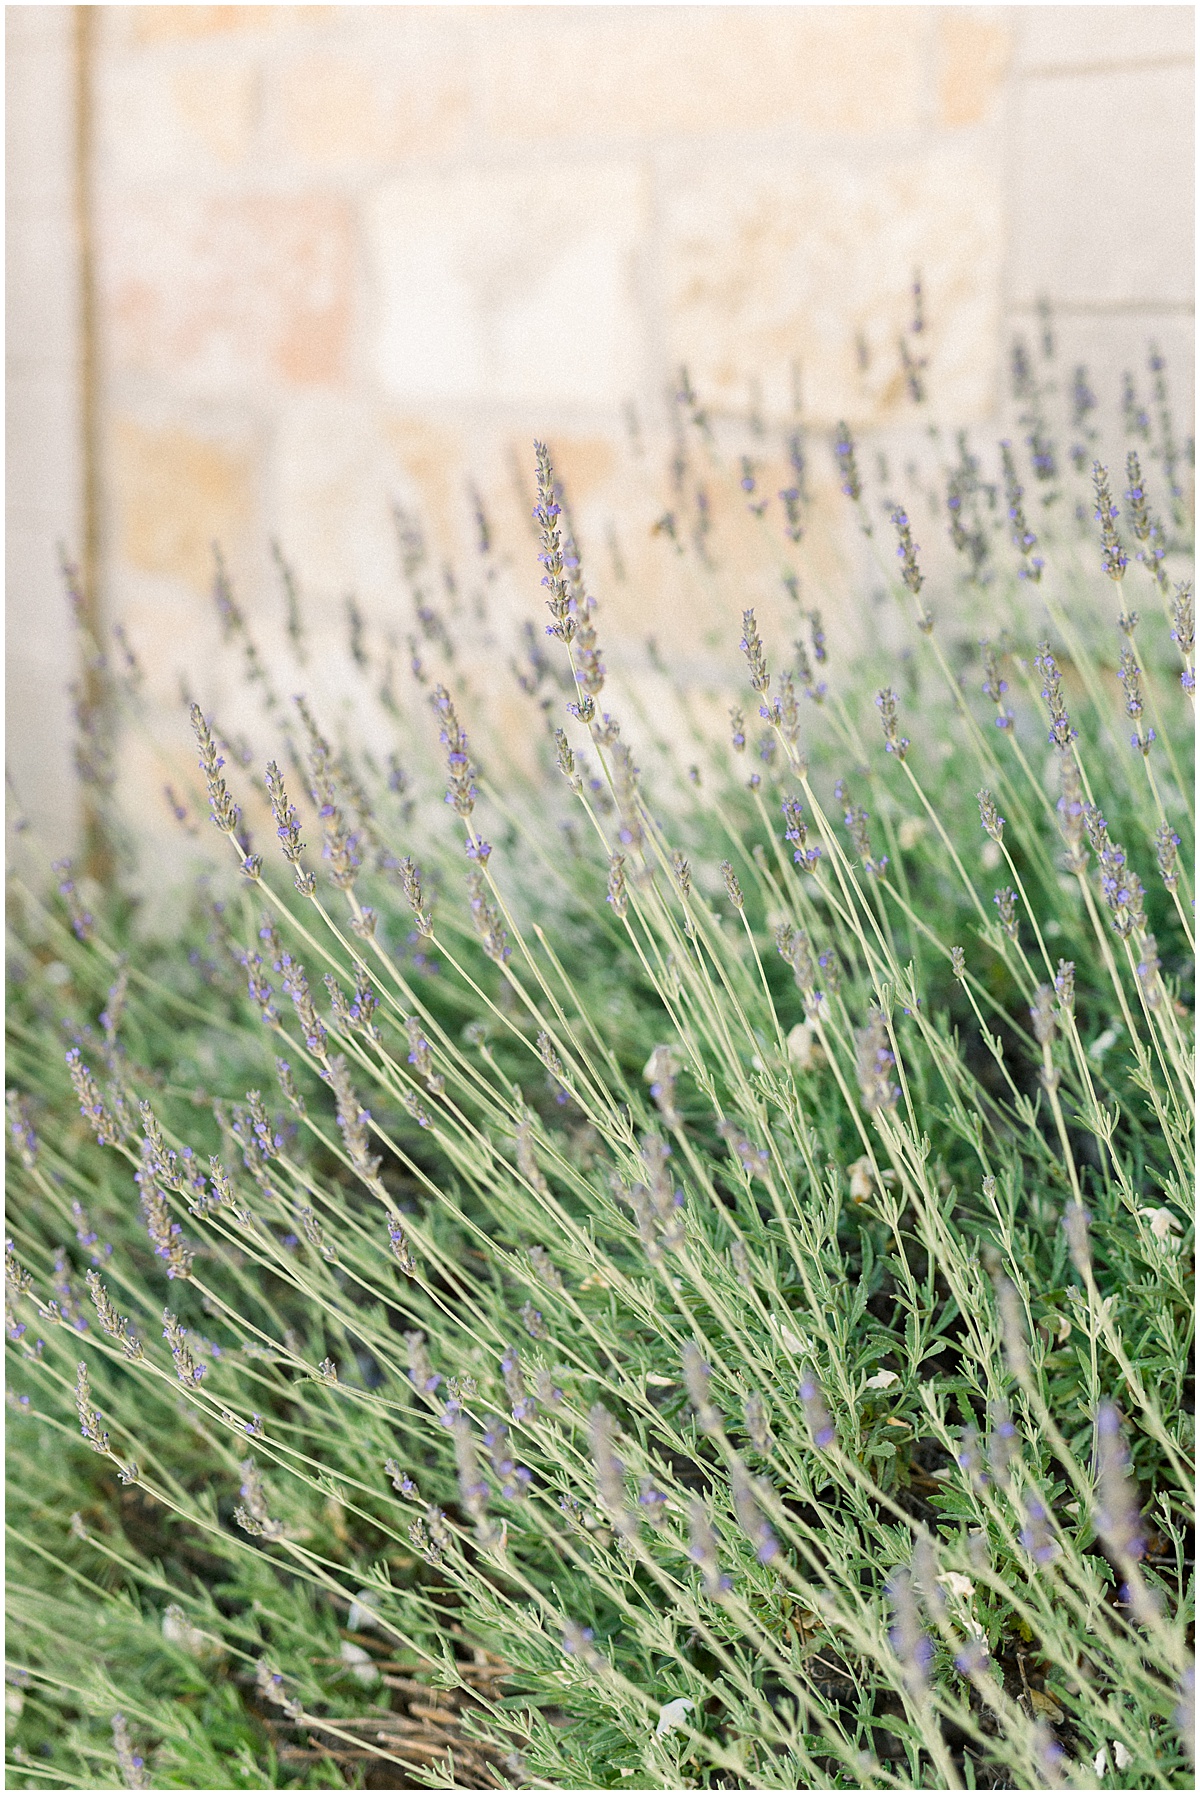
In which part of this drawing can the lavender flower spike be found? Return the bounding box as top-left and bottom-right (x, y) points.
(875, 688), (909, 760)
(111, 1713), (149, 1790)
(1092, 462), (1129, 582)
(589, 1403), (636, 1538)
(1094, 1402), (1146, 1562)
(730, 1458), (779, 1563)
(887, 1566), (932, 1692)
(534, 442), (574, 643)
(688, 1499), (731, 1596)
(799, 1368), (836, 1450)
(855, 1008), (899, 1114)
(891, 507), (924, 597)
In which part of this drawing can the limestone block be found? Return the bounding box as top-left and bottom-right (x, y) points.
(1010, 64), (1194, 306)
(126, 7), (276, 47)
(109, 723), (215, 901)
(369, 161), (649, 408)
(6, 3), (73, 58)
(6, 15), (76, 213)
(6, 210), (80, 372)
(113, 417), (256, 592)
(7, 372), (81, 525)
(108, 562), (229, 712)
(937, 11), (1014, 125)
(1017, 6), (1194, 70)
(382, 414), (472, 569)
(102, 191), (355, 388)
(478, 7), (927, 143)
(270, 395), (416, 606)
(662, 149), (1004, 426)
(95, 55), (260, 177)
(274, 48), (469, 165)
(6, 514), (79, 863)
(6, 5), (81, 863)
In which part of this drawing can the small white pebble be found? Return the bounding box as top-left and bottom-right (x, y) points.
(936, 1572), (974, 1602)
(769, 1314), (813, 1357)
(848, 1157), (874, 1204)
(162, 1604), (209, 1657)
(1139, 1206), (1182, 1247)
(655, 1697), (694, 1738)
(340, 1641), (380, 1686)
(347, 1590), (380, 1632)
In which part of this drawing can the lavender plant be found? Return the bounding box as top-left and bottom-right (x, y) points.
(6, 332), (1194, 1791)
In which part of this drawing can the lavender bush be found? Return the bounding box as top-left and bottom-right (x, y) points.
(6, 328), (1194, 1790)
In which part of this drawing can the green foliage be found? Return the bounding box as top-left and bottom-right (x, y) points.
(6, 345), (1194, 1790)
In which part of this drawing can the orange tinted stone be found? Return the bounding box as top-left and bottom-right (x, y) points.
(938, 13), (1014, 126)
(106, 194), (354, 388)
(131, 7), (273, 45)
(114, 418), (254, 590)
(277, 52), (469, 164)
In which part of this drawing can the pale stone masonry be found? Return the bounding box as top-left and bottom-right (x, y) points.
(7, 5), (84, 863)
(6, 5), (1194, 869)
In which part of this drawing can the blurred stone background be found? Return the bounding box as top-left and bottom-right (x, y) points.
(7, 4), (1194, 871)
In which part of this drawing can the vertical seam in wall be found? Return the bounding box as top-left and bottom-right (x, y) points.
(74, 4), (99, 629)
(996, 5), (1015, 375)
(73, 3), (109, 879)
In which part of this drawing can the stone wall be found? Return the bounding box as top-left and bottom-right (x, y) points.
(7, 5), (84, 863)
(7, 5), (1194, 870)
